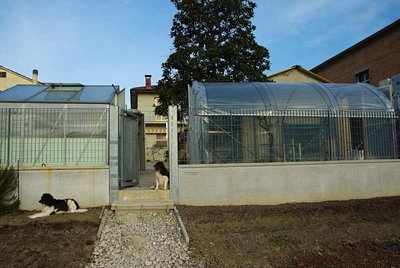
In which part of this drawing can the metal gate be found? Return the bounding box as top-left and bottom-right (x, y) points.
(119, 112), (140, 188)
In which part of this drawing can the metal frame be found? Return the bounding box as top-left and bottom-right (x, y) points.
(188, 108), (398, 164)
(0, 107), (109, 167)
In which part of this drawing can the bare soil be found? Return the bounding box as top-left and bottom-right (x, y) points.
(0, 208), (101, 268)
(179, 196), (400, 267)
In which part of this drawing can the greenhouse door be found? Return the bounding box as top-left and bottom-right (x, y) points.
(119, 113), (140, 188)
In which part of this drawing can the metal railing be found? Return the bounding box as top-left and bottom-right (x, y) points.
(0, 108), (109, 167)
(187, 108), (398, 164)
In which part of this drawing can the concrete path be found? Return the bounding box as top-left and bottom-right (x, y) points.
(86, 212), (194, 267)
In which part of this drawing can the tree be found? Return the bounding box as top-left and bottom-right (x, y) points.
(148, 144), (162, 161)
(156, 0), (270, 116)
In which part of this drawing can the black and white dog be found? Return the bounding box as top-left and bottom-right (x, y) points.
(28, 193), (87, 219)
(153, 161), (169, 190)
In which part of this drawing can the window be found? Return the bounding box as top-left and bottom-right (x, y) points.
(0, 72), (6, 78)
(156, 134), (166, 140)
(355, 69), (369, 83)
(156, 140), (167, 148)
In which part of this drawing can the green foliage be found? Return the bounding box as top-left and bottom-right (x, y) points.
(0, 199), (20, 215)
(0, 165), (19, 213)
(156, 0), (270, 115)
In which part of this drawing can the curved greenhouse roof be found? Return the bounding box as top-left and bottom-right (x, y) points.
(189, 81), (392, 111)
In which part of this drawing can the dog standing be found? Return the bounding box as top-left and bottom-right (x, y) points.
(28, 193), (87, 219)
(153, 161), (169, 190)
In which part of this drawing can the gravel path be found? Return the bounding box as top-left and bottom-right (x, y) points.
(86, 211), (195, 268)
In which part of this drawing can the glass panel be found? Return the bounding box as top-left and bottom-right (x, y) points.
(79, 86), (115, 103)
(205, 83), (268, 110)
(190, 82), (392, 112)
(200, 82), (333, 111)
(0, 85), (48, 101)
(322, 83), (390, 110)
(29, 90), (82, 102)
(266, 83), (331, 110)
(0, 85), (116, 103)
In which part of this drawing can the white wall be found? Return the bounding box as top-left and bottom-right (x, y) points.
(19, 167), (109, 210)
(177, 160), (400, 205)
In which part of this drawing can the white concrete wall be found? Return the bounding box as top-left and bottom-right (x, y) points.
(177, 160), (400, 205)
(19, 167), (109, 210)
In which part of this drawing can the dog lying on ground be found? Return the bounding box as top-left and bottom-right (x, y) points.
(28, 193), (87, 219)
(152, 161), (169, 190)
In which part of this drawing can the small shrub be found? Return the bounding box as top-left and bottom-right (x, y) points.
(0, 199), (20, 214)
(0, 165), (19, 213)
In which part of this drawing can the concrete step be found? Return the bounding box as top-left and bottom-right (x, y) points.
(118, 189), (170, 201)
(112, 199), (174, 213)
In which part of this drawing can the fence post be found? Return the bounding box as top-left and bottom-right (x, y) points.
(7, 109), (11, 165)
(63, 109), (67, 165)
(109, 106), (119, 205)
(168, 106), (179, 204)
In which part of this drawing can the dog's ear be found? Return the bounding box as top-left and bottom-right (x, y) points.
(39, 194), (46, 203)
(40, 193), (53, 204)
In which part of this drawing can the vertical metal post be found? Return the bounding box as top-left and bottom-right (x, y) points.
(298, 143), (302, 161)
(108, 106), (120, 204)
(230, 111), (234, 163)
(292, 138), (295, 161)
(20, 108), (25, 166)
(327, 111), (332, 160)
(106, 107), (110, 164)
(168, 106), (179, 204)
(7, 109), (11, 165)
(63, 109), (67, 165)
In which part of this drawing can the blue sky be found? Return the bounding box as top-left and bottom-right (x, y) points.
(1, 0), (399, 107)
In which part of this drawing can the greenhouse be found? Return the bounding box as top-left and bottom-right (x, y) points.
(0, 83), (123, 167)
(188, 82), (398, 164)
(0, 83), (133, 209)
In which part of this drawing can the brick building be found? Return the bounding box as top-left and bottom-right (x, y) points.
(311, 19), (400, 87)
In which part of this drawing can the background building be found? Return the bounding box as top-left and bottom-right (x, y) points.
(311, 19), (400, 109)
(0, 66), (42, 91)
(130, 75), (167, 162)
(268, 65), (331, 83)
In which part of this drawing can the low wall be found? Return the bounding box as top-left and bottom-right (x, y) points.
(177, 160), (400, 205)
(19, 166), (110, 210)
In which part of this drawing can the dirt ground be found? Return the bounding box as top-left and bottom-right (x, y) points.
(179, 196), (400, 268)
(0, 208), (101, 268)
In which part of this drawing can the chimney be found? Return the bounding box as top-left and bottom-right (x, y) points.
(145, 74), (152, 90)
(32, 69), (38, 84)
